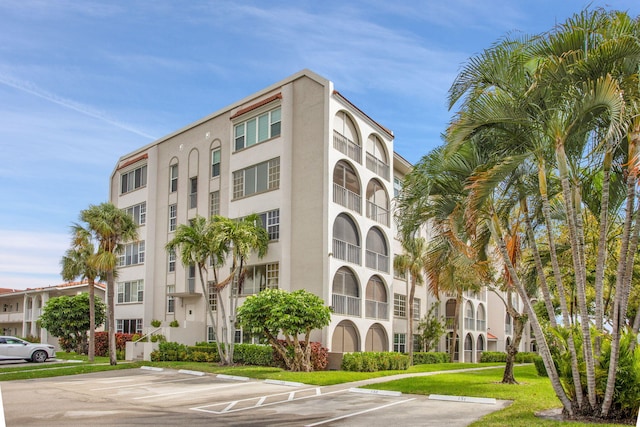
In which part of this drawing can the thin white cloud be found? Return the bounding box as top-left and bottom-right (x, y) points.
(0, 73), (157, 140)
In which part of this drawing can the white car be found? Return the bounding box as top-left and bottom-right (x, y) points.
(0, 336), (56, 363)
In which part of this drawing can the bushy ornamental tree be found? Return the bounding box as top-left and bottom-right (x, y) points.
(40, 293), (106, 353)
(238, 288), (331, 372)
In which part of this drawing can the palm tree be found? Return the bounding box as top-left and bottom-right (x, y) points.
(60, 225), (100, 361)
(80, 202), (138, 365)
(393, 237), (427, 365)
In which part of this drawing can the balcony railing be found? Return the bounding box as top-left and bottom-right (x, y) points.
(365, 250), (389, 273)
(365, 300), (388, 320)
(334, 131), (361, 164)
(332, 294), (361, 316)
(366, 201), (389, 226)
(366, 152), (390, 180)
(333, 183), (362, 214)
(333, 238), (361, 265)
(464, 317), (475, 330)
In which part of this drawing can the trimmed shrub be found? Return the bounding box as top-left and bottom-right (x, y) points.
(515, 352), (538, 363)
(533, 356), (548, 377)
(480, 351), (507, 362)
(341, 352), (409, 372)
(233, 344), (274, 366)
(94, 332), (135, 357)
(413, 352), (449, 364)
(151, 341), (189, 361)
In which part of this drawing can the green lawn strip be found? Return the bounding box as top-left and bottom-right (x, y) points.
(361, 365), (629, 427)
(0, 362), (142, 381)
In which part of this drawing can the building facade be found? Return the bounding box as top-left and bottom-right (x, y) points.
(0, 280), (106, 349)
(110, 69), (531, 359)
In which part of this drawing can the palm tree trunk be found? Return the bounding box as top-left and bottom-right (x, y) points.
(197, 264), (223, 362)
(538, 157), (584, 407)
(502, 308), (524, 384)
(408, 278), (416, 365)
(88, 279), (95, 362)
(107, 270), (117, 366)
(521, 197), (556, 327)
(490, 210), (574, 416)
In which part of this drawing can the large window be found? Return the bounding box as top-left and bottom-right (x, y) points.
(209, 191), (220, 217)
(121, 164), (147, 194)
(170, 164), (178, 192)
(394, 293), (406, 318)
(117, 280), (144, 303)
(189, 177), (198, 209)
(234, 107), (281, 151)
(232, 158), (280, 199)
(169, 204), (177, 232)
(239, 263), (279, 295)
(168, 249), (176, 272)
(118, 241), (145, 266)
(258, 209), (280, 240)
(211, 149), (221, 177)
(124, 202), (146, 226)
(117, 318), (142, 334)
(393, 333), (406, 353)
(413, 298), (421, 321)
(167, 285), (175, 313)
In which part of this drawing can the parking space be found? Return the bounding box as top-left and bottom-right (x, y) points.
(0, 368), (511, 426)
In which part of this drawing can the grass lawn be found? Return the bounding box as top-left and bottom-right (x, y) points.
(363, 364), (632, 427)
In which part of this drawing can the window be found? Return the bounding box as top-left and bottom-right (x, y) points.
(394, 333), (406, 353)
(239, 263), (279, 295)
(232, 158), (280, 199)
(413, 298), (421, 321)
(117, 319), (142, 334)
(187, 265), (196, 293)
(169, 204), (177, 232)
(207, 326), (217, 343)
(394, 293), (406, 317)
(234, 107), (281, 151)
(189, 177), (198, 209)
(170, 164), (178, 192)
(168, 249), (176, 272)
(394, 176), (402, 198)
(208, 282), (217, 311)
(211, 149), (221, 177)
(209, 191), (220, 217)
(117, 280), (144, 303)
(258, 209), (280, 240)
(121, 164), (147, 194)
(124, 202), (146, 226)
(167, 285), (175, 313)
(117, 241), (145, 266)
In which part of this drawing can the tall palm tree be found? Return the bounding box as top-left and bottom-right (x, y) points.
(393, 237), (427, 365)
(60, 225), (100, 362)
(80, 202), (138, 365)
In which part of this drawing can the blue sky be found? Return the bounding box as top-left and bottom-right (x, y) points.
(1, 1), (638, 289)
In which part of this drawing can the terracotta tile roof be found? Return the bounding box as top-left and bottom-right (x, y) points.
(230, 93), (282, 119)
(117, 153), (148, 170)
(487, 332), (498, 340)
(24, 279), (106, 292)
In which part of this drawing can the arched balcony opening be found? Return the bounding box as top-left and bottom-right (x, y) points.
(445, 299), (457, 329)
(446, 331), (459, 362)
(365, 323), (388, 351)
(365, 275), (388, 320)
(365, 227), (389, 273)
(365, 134), (389, 180)
(332, 214), (361, 265)
(464, 301), (475, 330)
(366, 179), (389, 226)
(476, 304), (486, 331)
(333, 111), (361, 163)
(332, 267), (361, 317)
(332, 320), (360, 352)
(333, 161), (361, 214)
(476, 334), (485, 362)
(464, 333), (474, 362)
(505, 313), (513, 335)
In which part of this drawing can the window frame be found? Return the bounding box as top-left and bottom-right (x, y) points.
(232, 158), (280, 199)
(189, 177), (198, 209)
(169, 204), (177, 232)
(170, 164), (178, 193)
(234, 107), (281, 151)
(117, 241), (145, 267)
(211, 148), (221, 178)
(394, 293), (407, 318)
(120, 164), (147, 194)
(123, 202), (146, 226)
(117, 280), (144, 304)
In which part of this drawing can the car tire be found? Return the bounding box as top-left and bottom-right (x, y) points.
(31, 350), (47, 363)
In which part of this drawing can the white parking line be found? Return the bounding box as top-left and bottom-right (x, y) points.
(304, 398), (416, 427)
(134, 381), (255, 400)
(91, 376), (202, 391)
(0, 385), (5, 427)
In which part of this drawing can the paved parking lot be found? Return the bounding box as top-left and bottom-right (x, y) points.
(0, 367), (510, 426)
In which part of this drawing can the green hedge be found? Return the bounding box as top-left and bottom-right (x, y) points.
(151, 342), (275, 365)
(533, 356), (548, 376)
(413, 352), (449, 364)
(341, 352), (409, 372)
(479, 351), (539, 363)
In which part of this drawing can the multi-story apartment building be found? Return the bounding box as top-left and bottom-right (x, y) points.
(0, 280), (105, 349)
(110, 69), (530, 360)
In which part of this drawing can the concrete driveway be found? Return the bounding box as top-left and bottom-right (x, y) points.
(0, 367), (511, 426)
